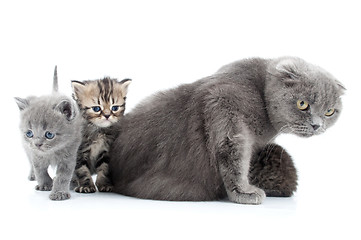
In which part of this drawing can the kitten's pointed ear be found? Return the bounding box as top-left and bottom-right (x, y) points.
(71, 80), (86, 100)
(14, 97), (29, 111)
(119, 78), (132, 96)
(275, 59), (302, 85)
(55, 100), (76, 121)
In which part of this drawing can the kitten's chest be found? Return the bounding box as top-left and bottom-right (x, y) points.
(88, 133), (110, 162)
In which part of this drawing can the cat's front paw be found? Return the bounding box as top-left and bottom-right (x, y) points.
(49, 191), (71, 201)
(96, 178), (113, 192)
(97, 184), (113, 192)
(35, 184), (52, 191)
(227, 186), (266, 205)
(75, 185), (96, 193)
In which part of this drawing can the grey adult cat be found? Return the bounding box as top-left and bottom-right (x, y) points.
(109, 56), (345, 204)
(15, 66), (82, 201)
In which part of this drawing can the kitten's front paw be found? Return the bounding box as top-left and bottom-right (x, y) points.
(227, 187), (266, 205)
(96, 179), (113, 192)
(49, 191), (71, 201)
(75, 185), (96, 193)
(97, 184), (113, 192)
(35, 184), (52, 191)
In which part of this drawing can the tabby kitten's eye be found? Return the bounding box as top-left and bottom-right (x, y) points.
(92, 106), (101, 112)
(297, 100), (309, 111)
(45, 131), (55, 139)
(111, 106), (120, 112)
(325, 108), (335, 117)
(26, 130), (33, 138)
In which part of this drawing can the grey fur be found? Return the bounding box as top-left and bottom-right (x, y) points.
(15, 66), (82, 201)
(109, 57), (344, 204)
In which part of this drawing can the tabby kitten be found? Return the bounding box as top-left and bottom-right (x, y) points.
(71, 77), (131, 193)
(15, 66), (82, 201)
(109, 57), (345, 204)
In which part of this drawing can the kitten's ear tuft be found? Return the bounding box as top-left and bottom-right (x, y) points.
(55, 100), (76, 121)
(276, 59), (302, 86)
(119, 78), (132, 96)
(71, 80), (86, 100)
(14, 97), (29, 111)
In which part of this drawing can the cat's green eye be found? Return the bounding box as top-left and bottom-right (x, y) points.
(297, 100), (309, 111)
(325, 108), (335, 117)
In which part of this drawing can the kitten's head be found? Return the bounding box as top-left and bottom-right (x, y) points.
(15, 95), (80, 153)
(265, 57), (345, 137)
(71, 77), (131, 128)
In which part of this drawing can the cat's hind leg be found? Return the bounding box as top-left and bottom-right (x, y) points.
(249, 144), (298, 197)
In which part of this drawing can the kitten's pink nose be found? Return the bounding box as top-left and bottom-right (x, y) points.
(35, 143), (43, 148)
(104, 114), (110, 119)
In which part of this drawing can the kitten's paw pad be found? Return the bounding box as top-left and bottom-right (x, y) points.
(49, 191), (71, 201)
(228, 188), (266, 205)
(35, 184), (52, 191)
(97, 185), (113, 192)
(75, 186), (96, 193)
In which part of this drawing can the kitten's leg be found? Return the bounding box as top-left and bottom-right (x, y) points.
(216, 129), (266, 205)
(74, 149), (96, 193)
(249, 144), (298, 197)
(49, 160), (76, 201)
(95, 154), (113, 192)
(74, 164), (96, 193)
(25, 150), (35, 181)
(28, 165), (36, 181)
(32, 160), (52, 191)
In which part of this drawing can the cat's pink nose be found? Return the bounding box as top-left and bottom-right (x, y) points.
(35, 143), (43, 148)
(104, 114), (110, 119)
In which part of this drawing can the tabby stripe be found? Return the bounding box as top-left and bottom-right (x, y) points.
(95, 155), (110, 169)
(76, 160), (90, 169)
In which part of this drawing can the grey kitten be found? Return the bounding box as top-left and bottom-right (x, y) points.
(15, 66), (82, 201)
(109, 56), (345, 204)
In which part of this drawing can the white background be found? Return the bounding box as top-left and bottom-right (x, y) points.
(1, 0), (360, 239)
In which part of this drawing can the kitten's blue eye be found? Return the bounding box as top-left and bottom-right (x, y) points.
(45, 131), (55, 139)
(111, 106), (120, 111)
(92, 106), (101, 112)
(26, 130), (33, 138)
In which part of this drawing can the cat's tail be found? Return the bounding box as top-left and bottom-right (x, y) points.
(53, 65), (58, 93)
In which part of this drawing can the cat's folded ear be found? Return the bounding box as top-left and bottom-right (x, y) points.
(15, 97), (29, 111)
(71, 80), (86, 100)
(55, 100), (77, 121)
(119, 78), (132, 96)
(335, 80), (346, 94)
(275, 58), (302, 86)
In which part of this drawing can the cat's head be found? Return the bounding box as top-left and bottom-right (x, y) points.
(265, 57), (345, 137)
(71, 77), (131, 128)
(15, 95), (80, 153)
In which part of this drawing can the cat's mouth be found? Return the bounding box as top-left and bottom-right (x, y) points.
(290, 123), (325, 137)
(92, 118), (115, 128)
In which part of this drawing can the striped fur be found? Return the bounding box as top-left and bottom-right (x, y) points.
(71, 77), (131, 193)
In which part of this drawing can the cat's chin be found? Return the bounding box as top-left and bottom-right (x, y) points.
(93, 120), (113, 128)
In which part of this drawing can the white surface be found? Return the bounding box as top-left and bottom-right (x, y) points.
(1, 1), (360, 239)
